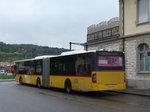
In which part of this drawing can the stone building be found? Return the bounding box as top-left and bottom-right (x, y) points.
(84, 0), (150, 89)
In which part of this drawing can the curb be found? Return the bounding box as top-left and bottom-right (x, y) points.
(0, 79), (15, 82)
(112, 90), (150, 97)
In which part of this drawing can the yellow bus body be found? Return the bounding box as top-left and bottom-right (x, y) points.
(16, 74), (43, 86)
(16, 71), (126, 92)
(91, 71), (126, 91)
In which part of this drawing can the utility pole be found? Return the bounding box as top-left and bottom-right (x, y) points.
(69, 42), (84, 51)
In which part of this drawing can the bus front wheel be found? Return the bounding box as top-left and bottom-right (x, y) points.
(65, 80), (72, 93)
(37, 78), (41, 88)
(19, 77), (23, 85)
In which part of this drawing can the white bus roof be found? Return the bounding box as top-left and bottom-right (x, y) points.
(15, 55), (56, 63)
(61, 50), (93, 56)
(60, 49), (112, 56)
(34, 55), (56, 59)
(15, 49), (118, 63)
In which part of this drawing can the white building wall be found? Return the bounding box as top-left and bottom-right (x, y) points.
(124, 38), (150, 89)
(87, 40), (123, 51)
(125, 39), (137, 80)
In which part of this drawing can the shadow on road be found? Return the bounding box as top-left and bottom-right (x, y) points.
(16, 83), (123, 99)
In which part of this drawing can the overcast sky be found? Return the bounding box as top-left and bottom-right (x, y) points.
(0, 0), (119, 50)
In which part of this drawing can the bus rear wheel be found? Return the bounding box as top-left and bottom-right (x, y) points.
(37, 78), (41, 88)
(65, 80), (72, 93)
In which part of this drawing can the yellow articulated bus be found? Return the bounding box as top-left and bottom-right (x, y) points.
(15, 50), (126, 93)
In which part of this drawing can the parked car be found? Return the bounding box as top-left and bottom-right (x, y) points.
(0, 70), (7, 75)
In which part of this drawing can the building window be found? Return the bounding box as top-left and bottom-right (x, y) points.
(139, 44), (149, 71)
(137, 0), (149, 24)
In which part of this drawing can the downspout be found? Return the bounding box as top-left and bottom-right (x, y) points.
(122, 0), (125, 36)
(121, 0), (126, 85)
(121, 0), (125, 52)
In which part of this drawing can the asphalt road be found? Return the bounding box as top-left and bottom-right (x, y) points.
(0, 81), (150, 112)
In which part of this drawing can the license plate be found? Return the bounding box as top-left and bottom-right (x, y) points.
(107, 85), (114, 87)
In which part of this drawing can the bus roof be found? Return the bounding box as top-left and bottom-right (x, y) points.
(15, 55), (56, 63)
(15, 49), (122, 63)
(60, 49), (120, 56)
(34, 55), (56, 59)
(60, 50), (95, 56)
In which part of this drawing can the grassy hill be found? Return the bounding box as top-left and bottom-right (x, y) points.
(0, 42), (69, 61)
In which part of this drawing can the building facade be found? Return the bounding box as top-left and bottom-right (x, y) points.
(84, 0), (150, 89)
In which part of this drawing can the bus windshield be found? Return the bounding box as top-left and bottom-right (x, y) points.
(97, 56), (123, 67)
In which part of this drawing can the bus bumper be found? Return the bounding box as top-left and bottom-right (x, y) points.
(91, 83), (126, 91)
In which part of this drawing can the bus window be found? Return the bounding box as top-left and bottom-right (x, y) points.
(87, 64), (91, 73)
(35, 64), (42, 75)
(75, 53), (92, 76)
(83, 64), (86, 72)
(34, 60), (42, 75)
(16, 60), (42, 75)
(50, 56), (75, 76)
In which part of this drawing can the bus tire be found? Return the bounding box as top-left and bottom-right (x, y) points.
(37, 78), (41, 88)
(19, 77), (23, 85)
(65, 79), (72, 93)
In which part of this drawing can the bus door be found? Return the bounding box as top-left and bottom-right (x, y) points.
(42, 58), (50, 88)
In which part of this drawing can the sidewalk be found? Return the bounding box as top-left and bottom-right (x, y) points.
(113, 88), (150, 97)
(0, 79), (15, 82)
